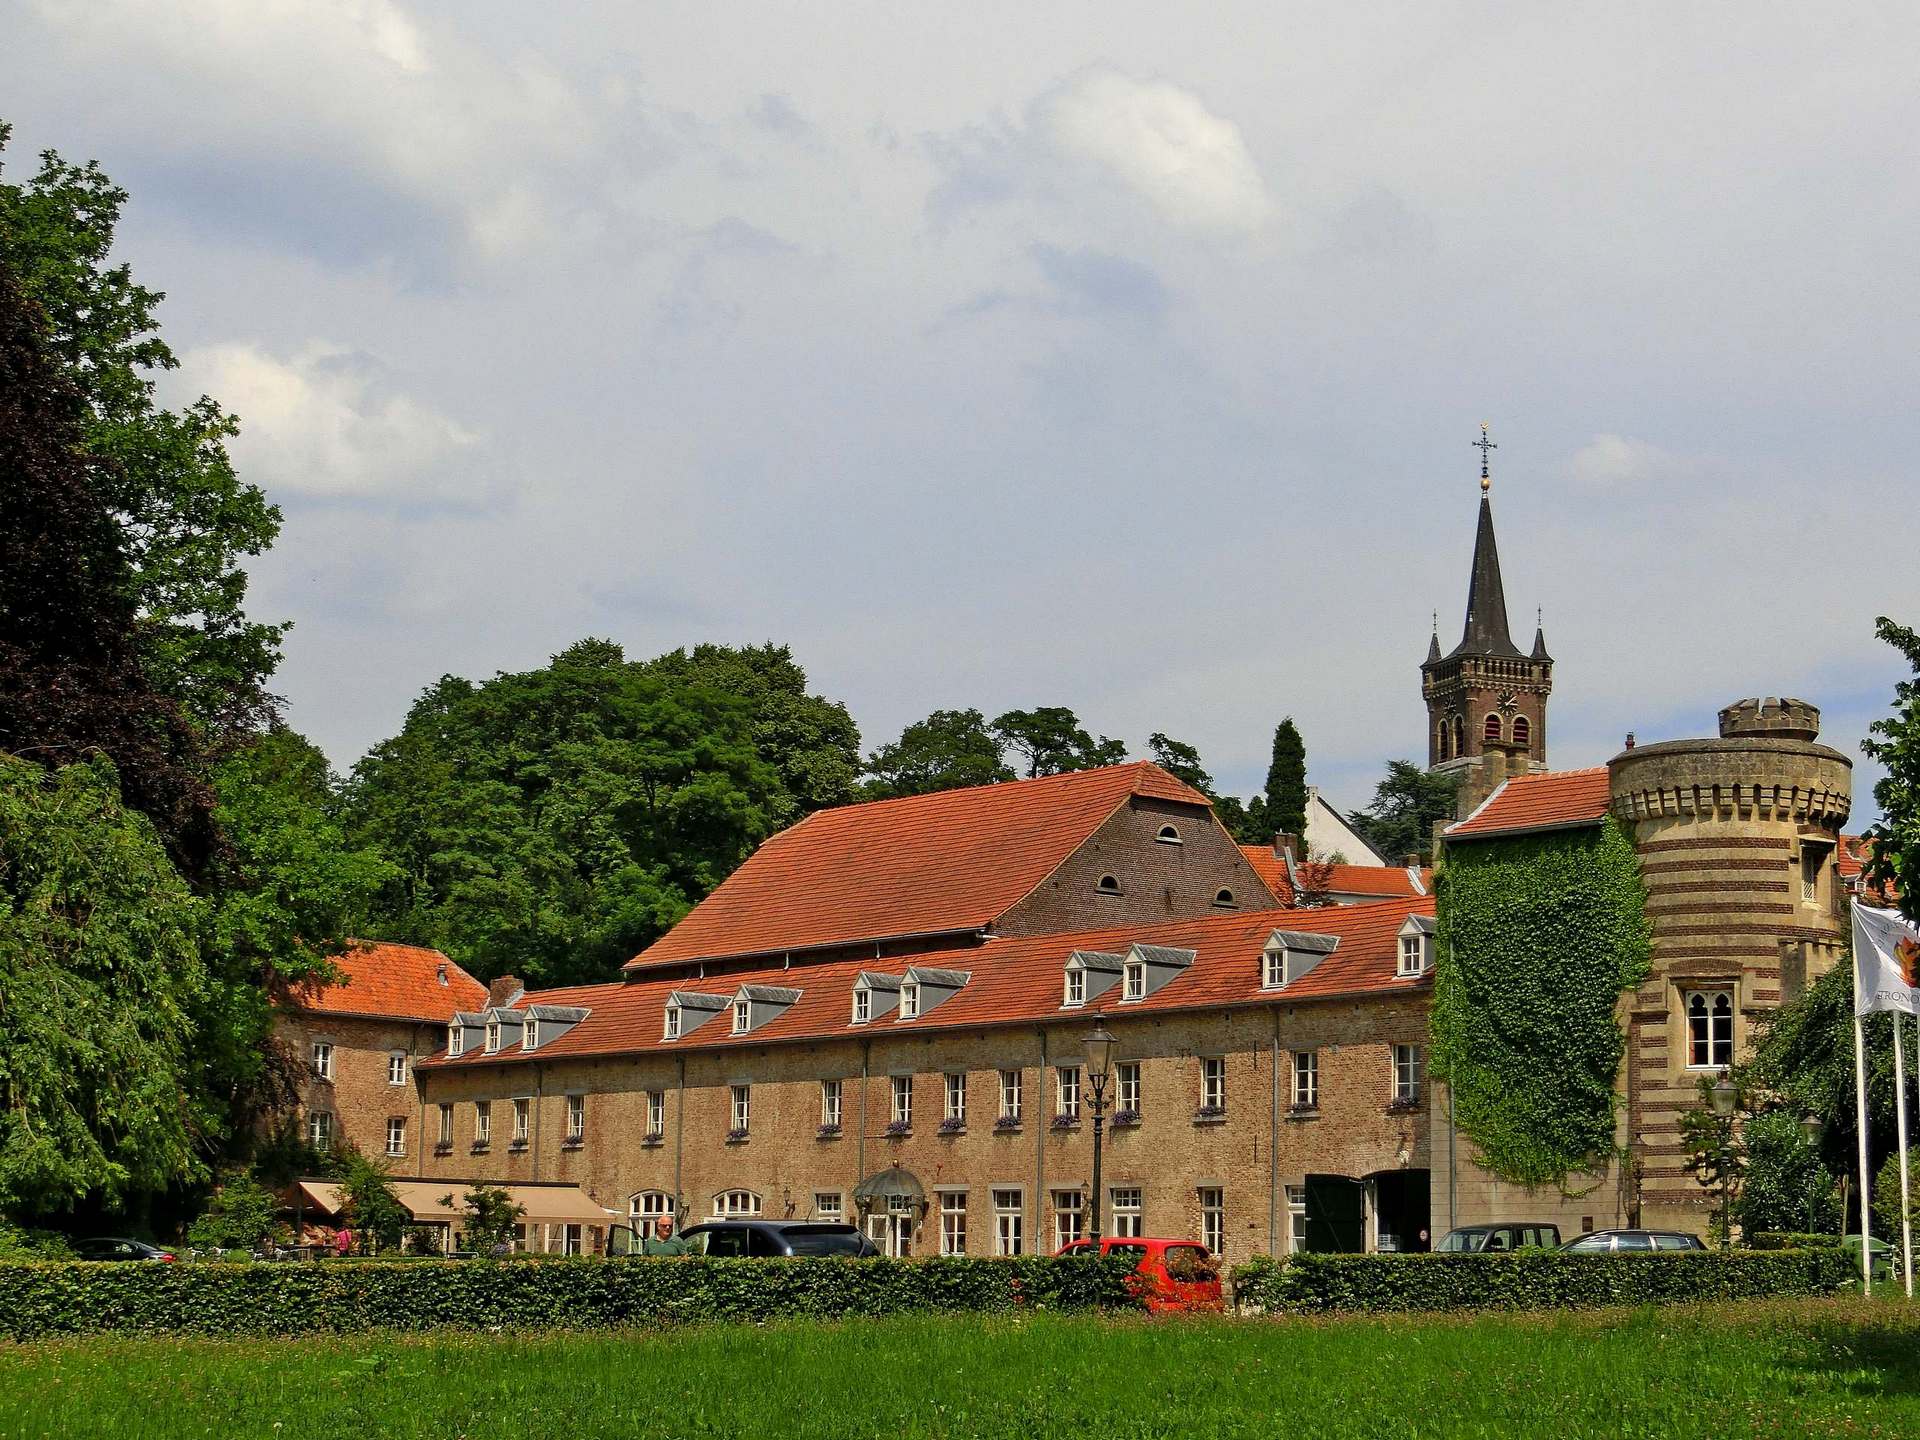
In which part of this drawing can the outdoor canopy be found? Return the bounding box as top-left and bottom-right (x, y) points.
(295, 1179), (617, 1228)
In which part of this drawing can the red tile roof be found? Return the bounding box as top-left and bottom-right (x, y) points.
(1838, 834), (1866, 881)
(625, 762), (1212, 972)
(1237, 847), (1429, 902)
(1444, 767), (1612, 839)
(281, 941), (487, 1024)
(426, 895), (1434, 1070)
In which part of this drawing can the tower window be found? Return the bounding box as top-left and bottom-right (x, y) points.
(1437, 724), (1450, 761)
(1484, 713), (1503, 743)
(1453, 716), (1465, 755)
(1096, 874), (1121, 896)
(1686, 990), (1734, 1069)
(1156, 824), (1182, 844)
(1212, 888), (1237, 908)
(1512, 715), (1531, 747)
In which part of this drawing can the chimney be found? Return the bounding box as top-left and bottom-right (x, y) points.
(1272, 833), (1299, 864)
(1402, 854), (1421, 869)
(487, 974), (523, 1007)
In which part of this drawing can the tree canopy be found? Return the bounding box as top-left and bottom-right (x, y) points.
(1262, 718), (1309, 844)
(346, 639), (781, 986)
(990, 707), (1126, 779)
(1348, 760), (1458, 863)
(1863, 615), (1919, 926)
(863, 708), (1015, 799)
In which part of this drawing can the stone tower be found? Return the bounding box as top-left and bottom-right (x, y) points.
(1608, 697), (1850, 1229)
(1422, 449), (1553, 817)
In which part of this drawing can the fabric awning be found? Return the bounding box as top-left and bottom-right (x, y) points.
(295, 1179), (616, 1227)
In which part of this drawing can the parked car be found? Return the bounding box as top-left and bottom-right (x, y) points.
(1435, 1223), (1562, 1253)
(677, 1220), (879, 1257)
(1055, 1237), (1224, 1313)
(70, 1236), (177, 1263)
(1560, 1229), (1705, 1253)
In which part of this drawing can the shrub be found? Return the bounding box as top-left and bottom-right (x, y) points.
(0, 1253), (1141, 1340)
(1873, 1147), (1920, 1241)
(1229, 1249), (1853, 1315)
(1748, 1231), (1844, 1251)
(186, 1175), (284, 1251)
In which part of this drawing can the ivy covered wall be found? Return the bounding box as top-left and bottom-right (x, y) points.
(1431, 818), (1651, 1187)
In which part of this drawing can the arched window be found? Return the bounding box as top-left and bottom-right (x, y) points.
(1686, 991), (1734, 1069)
(1213, 888), (1237, 908)
(1436, 723), (1451, 761)
(1484, 713), (1503, 743)
(1096, 874), (1121, 896)
(1453, 716), (1465, 755)
(1512, 715), (1531, 747)
(712, 1189), (761, 1218)
(629, 1190), (675, 1225)
(1156, 824), (1181, 844)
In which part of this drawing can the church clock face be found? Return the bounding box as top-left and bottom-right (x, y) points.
(1496, 689), (1518, 715)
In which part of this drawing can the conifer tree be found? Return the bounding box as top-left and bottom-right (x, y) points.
(1263, 718), (1309, 845)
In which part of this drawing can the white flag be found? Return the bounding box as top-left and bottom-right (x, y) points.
(1853, 900), (1920, 1017)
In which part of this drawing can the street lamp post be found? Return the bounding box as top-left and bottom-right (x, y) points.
(1801, 1114), (1825, 1235)
(1083, 1014), (1115, 1244)
(1709, 1075), (1737, 1251)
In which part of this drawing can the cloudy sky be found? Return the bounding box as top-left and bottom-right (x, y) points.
(5, 2), (1915, 822)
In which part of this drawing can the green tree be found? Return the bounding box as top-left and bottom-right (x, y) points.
(1678, 1073), (1749, 1248)
(863, 708), (1014, 798)
(442, 1183), (524, 1254)
(339, 1148), (409, 1254)
(186, 1174), (284, 1251)
(1863, 616), (1920, 925)
(0, 128), (284, 741)
(639, 643), (860, 821)
(1735, 1109), (1841, 1237)
(1349, 760), (1459, 863)
(1263, 719), (1309, 843)
(346, 639), (780, 985)
(1873, 1147), (1920, 1245)
(0, 755), (208, 1214)
(990, 707), (1126, 779)
(1145, 732), (1212, 794)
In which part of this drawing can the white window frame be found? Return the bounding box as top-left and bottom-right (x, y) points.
(1292, 1051), (1319, 1109)
(1686, 989), (1735, 1070)
(891, 1075), (913, 1128)
(715, 1189), (761, 1218)
(999, 1069), (1022, 1124)
(646, 1090), (665, 1136)
(732, 998), (750, 1035)
(1286, 1184), (1307, 1253)
(388, 1051), (408, 1086)
(1064, 966), (1086, 1007)
(474, 1100), (491, 1146)
(1398, 934), (1428, 977)
(1199, 1187), (1225, 1254)
(1123, 961), (1145, 1002)
(1394, 1044), (1423, 1103)
(940, 1192), (968, 1256)
(437, 1102), (453, 1147)
(944, 1072), (966, 1124)
(1201, 1055), (1226, 1111)
(566, 1093), (585, 1142)
(385, 1116), (406, 1158)
(821, 1078), (843, 1128)
(1052, 1189), (1085, 1251)
(730, 1084), (751, 1135)
(307, 1110), (333, 1151)
(900, 982), (921, 1019)
(629, 1190), (675, 1226)
(1116, 1061), (1140, 1114)
(813, 1192), (843, 1223)
(993, 1189), (1024, 1256)
(485, 1020), (501, 1054)
(512, 1096), (532, 1143)
(663, 1003), (681, 1041)
(852, 987), (871, 1025)
(1262, 946), (1285, 990)
(521, 1020), (536, 1051)
(448, 1024), (464, 1058)
(1056, 1065), (1081, 1121)
(311, 1040), (334, 1081)
(1110, 1186), (1143, 1239)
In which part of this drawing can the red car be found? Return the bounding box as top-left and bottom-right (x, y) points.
(1057, 1236), (1223, 1313)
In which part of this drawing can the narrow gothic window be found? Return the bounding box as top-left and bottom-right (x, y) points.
(1512, 715), (1531, 747)
(1453, 716), (1465, 755)
(1484, 713), (1503, 743)
(1437, 724), (1450, 761)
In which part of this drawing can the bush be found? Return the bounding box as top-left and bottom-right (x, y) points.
(0, 1221), (72, 1262)
(1873, 1147), (1920, 1241)
(1229, 1249), (1854, 1315)
(186, 1175), (283, 1251)
(0, 1253), (1141, 1340)
(1748, 1231), (1845, 1251)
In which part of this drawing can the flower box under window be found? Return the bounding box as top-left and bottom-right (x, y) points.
(937, 1117), (965, 1135)
(885, 1119), (912, 1137)
(994, 1115), (1022, 1132)
(1287, 1102), (1319, 1117)
(1193, 1104), (1227, 1124)
(470, 1141), (490, 1153)
(1050, 1114), (1079, 1131)
(1385, 1097), (1421, 1115)
(433, 1141), (453, 1156)
(509, 1139), (528, 1153)
(1110, 1109), (1141, 1128)
(726, 1127), (749, 1143)
(816, 1122), (842, 1139)
(561, 1137), (584, 1150)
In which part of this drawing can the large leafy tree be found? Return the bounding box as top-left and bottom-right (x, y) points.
(1262, 718), (1309, 844)
(1348, 760), (1458, 863)
(638, 643), (860, 821)
(990, 706), (1126, 779)
(1145, 732), (1212, 794)
(346, 639), (780, 986)
(863, 708), (1014, 798)
(1863, 616), (1920, 925)
(0, 755), (208, 1214)
(0, 128), (284, 742)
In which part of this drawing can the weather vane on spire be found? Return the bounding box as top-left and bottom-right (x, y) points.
(1473, 422), (1496, 493)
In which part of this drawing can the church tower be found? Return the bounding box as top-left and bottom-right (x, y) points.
(1422, 426), (1553, 816)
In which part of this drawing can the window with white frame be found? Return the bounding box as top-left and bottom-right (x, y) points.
(730, 1084), (751, 1135)
(852, 987), (871, 1024)
(944, 1072), (966, 1124)
(311, 1040), (334, 1081)
(1262, 946), (1286, 990)
(474, 1100), (491, 1146)
(714, 1190), (761, 1218)
(820, 1078), (843, 1129)
(814, 1192), (843, 1223)
(1115, 1061), (1140, 1114)
(1286, 1185), (1307, 1253)
(1156, 823), (1181, 844)
(1056, 1065), (1081, 1121)
(1110, 1186), (1143, 1238)
(1123, 959), (1145, 1001)
(485, 1019), (501, 1053)
(1052, 1189), (1085, 1251)
(1393, 1044), (1423, 1104)
(663, 1003), (681, 1040)
(307, 1110), (333, 1151)
(437, 1102), (453, 1147)
(1801, 844), (1826, 905)
(1199, 1187), (1225, 1254)
(891, 1075), (913, 1128)
(448, 1024), (464, 1058)
(507, 1096), (528, 1143)
(629, 1190), (674, 1226)
(567, 1093), (585, 1142)
(999, 1069), (1022, 1124)
(1686, 990), (1734, 1069)
(551, 1223), (583, 1256)
(732, 998), (750, 1034)
(993, 1189), (1024, 1256)
(1292, 1051), (1319, 1109)
(940, 1192), (968, 1256)
(1398, 933), (1429, 977)
(1201, 1056), (1226, 1112)
(385, 1116), (406, 1157)
(900, 981), (921, 1019)
(647, 1090), (665, 1136)
(388, 1051), (408, 1086)
(1065, 966), (1086, 1007)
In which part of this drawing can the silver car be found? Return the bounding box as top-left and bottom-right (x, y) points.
(1561, 1229), (1705, 1253)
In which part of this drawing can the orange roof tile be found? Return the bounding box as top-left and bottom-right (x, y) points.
(626, 762), (1211, 972)
(282, 941), (487, 1023)
(1444, 767), (1612, 839)
(1838, 835), (1866, 881)
(426, 895), (1434, 1070)
(1236, 847), (1429, 902)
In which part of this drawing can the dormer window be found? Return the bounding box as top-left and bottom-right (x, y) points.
(900, 982), (921, 1019)
(1096, 874), (1121, 896)
(1262, 930), (1340, 989)
(664, 1004), (682, 1040)
(448, 1025), (464, 1058)
(1123, 960), (1145, 1001)
(1065, 967), (1086, 1007)
(726, 986), (800, 1036)
(733, 999), (750, 1034)
(1156, 824), (1181, 845)
(485, 1020), (501, 1053)
(521, 1023), (535, 1051)
(893, 967), (969, 1022)
(1262, 946), (1286, 990)
(853, 988), (871, 1024)
(852, 973), (902, 1025)
(1396, 915), (1437, 977)
(1115, 944), (1193, 1003)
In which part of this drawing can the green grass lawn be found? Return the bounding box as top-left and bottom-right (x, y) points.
(4, 1297), (1917, 1439)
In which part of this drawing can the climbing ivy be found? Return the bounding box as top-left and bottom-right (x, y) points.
(1431, 817), (1650, 1188)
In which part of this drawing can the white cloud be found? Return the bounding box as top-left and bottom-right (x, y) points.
(1035, 69), (1272, 231)
(1560, 434), (1685, 490)
(177, 342), (481, 505)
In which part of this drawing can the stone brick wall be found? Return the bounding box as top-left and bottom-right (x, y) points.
(278, 1010), (442, 1169)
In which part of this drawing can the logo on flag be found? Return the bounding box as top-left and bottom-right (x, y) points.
(1902, 938), (1920, 989)
(1854, 901), (1920, 1017)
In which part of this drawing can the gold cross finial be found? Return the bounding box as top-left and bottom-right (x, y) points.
(1473, 422), (1496, 493)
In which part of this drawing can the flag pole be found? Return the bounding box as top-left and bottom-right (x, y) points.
(1855, 1011), (1874, 1295)
(1899, 1013), (1915, 1299)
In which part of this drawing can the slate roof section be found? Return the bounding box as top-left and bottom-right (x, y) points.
(281, 941), (487, 1024)
(424, 895), (1434, 1070)
(625, 762), (1211, 972)
(1438, 495), (1525, 660)
(1445, 767), (1612, 839)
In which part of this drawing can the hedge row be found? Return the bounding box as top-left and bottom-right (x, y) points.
(1229, 1249), (1855, 1315)
(1748, 1231), (1845, 1251)
(0, 1254), (1141, 1341)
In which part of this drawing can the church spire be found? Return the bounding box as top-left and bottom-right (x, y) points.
(1452, 437), (1523, 659)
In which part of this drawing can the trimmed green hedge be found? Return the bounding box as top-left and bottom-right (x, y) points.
(1229, 1249), (1854, 1315)
(0, 1254), (1141, 1340)
(1748, 1231), (1845, 1251)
